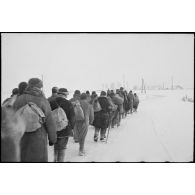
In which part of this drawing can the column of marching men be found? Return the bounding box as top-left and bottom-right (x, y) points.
(1, 78), (139, 162)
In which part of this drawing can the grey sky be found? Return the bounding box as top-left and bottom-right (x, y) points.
(1, 33), (194, 98)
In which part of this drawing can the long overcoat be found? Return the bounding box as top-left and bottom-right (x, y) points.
(93, 96), (111, 129)
(13, 87), (57, 162)
(74, 100), (94, 144)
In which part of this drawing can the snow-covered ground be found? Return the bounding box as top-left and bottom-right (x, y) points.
(48, 89), (194, 162)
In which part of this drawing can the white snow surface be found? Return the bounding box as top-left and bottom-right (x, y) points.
(48, 90), (194, 162)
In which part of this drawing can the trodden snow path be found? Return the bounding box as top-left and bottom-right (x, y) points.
(48, 90), (194, 162)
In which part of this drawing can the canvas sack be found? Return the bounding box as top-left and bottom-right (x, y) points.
(73, 100), (85, 121)
(15, 102), (45, 132)
(52, 107), (68, 131)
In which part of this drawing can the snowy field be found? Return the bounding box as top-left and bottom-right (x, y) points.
(48, 89), (194, 162)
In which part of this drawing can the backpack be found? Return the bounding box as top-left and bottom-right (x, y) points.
(107, 97), (117, 111)
(93, 100), (102, 112)
(111, 103), (117, 111)
(52, 107), (68, 131)
(73, 100), (85, 121)
(112, 95), (124, 105)
(15, 102), (45, 132)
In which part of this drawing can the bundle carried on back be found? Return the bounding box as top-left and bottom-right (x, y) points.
(15, 102), (45, 132)
(52, 106), (68, 131)
(107, 96), (117, 111)
(93, 99), (102, 112)
(112, 94), (124, 105)
(72, 100), (85, 121)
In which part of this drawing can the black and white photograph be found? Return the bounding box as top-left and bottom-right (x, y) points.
(1, 33), (194, 162)
(1, 0), (195, 194)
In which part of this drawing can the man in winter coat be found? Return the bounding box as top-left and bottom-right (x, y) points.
(133, 93), (139, 112)
(74, 93), (94, 156)
(90, 91), (97, 105)
(48, 87), (59, 102)
(93, 91), (111, 142)
(128, 90), (134, 113)
(107, 91), (118, 128)
(119, 87), (128, 118)
(111, 91), (124, 127)
(123, 90), (129, 117)
(13, 78), (57, 162)
(49, 88), (75, 162)
(69, 90), (81, 102)
(86, 91), (91, 103)
(69, 90), (81, 143)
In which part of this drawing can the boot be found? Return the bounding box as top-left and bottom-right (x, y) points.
(79, 151), (85, 156)
(94, 135), (98, 142)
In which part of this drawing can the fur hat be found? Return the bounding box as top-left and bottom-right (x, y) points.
(92, 91), (96, 95)
(28, 78), (43, 88)
(58, 88), (69, 96)
(18, 82), (28, 94)
(12, 88), (19, 95)
(74, 90), (81, 95)
(52, 87), (58, 93)
(110, 91), (115, 96)
(100, 91), (106, 96)
(80, 93), (87, 100)
(86, 91), (90, 95)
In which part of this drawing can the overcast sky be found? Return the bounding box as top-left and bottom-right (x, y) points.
(1, 33), (194, 98)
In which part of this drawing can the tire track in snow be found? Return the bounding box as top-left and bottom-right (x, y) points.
(150, 116), (174, 162)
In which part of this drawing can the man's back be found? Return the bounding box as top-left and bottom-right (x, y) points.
(48, 94), (58, 103)
(55, 96), (75, 129)
(80, 100), (94, 125)
(128, 93), (134, 101)
(98, 96), (110, 113)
